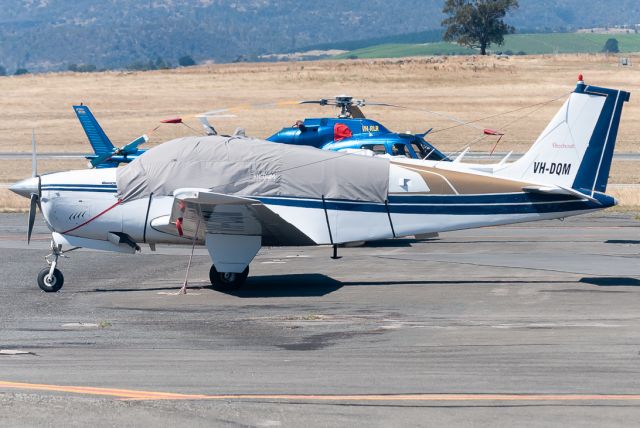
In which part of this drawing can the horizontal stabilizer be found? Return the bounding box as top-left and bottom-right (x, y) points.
(522, 185), (600, 204)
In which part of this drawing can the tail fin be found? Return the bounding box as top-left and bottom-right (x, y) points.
(500, 78), (630, 196)
(73, 105), (115, 156)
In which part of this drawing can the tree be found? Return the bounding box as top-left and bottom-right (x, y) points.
(15, 68), (29, 75)
(0, 65), (6, 76)
(442, 0), (519, 55)
(178, 55), (196, 67)
(602, 38), (620, 53)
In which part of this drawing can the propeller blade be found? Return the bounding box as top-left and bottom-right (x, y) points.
(27, 193), (37, 244)
(31, 129), (37, 177)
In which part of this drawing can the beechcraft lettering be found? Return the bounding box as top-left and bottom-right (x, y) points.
(552, 143), (576, 149)
(532, 161), (572, 175)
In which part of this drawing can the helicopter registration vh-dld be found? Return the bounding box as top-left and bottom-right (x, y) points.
(10, 77), (629, 293)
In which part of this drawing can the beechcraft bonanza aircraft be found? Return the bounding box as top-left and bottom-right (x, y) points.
(10, 77), (629, 292)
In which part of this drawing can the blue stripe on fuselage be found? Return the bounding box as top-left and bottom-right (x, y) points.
(41, 185), (608, 215)
(255, 193), (606, 215)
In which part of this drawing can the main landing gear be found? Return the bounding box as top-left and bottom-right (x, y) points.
(37, 241), (65, 292)
(209, 264), (249, 291)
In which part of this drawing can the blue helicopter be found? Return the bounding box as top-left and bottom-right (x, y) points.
(263, 96), (449, 161)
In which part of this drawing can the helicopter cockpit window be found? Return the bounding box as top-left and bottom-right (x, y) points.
(361, 144), (387, 155)
(411, 142), (428, 158)
(425, 146), (446, 160)
(392, 143), (412, 158)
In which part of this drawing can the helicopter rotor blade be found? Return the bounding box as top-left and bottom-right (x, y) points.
(347, 105), (366, 119)
(199, 100), (300, 117)
(299, 99), (330, 106)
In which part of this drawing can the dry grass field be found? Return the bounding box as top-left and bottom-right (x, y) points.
(0, 54), (638, 210)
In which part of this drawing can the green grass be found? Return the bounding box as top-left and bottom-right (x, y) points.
(334, 33), (640, 59)
(501, 33), (640, 54)
(334, 42), (476, 59)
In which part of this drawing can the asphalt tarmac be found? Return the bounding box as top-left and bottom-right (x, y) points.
(1, 212), (639, 427)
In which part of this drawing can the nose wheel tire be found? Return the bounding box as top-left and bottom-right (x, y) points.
(209, 265), (249, 290)
(37, 268), (64, 292)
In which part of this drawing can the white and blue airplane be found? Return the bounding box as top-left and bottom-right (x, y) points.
(10, 77), (629, 293)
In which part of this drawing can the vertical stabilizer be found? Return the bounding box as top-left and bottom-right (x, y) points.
(73, 105), (115, 155)
(499, 78), (629, 195)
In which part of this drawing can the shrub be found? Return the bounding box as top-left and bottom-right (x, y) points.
(178, 55), (196, 67)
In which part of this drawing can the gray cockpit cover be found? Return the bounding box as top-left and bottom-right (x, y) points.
(116, 136), (390, 203)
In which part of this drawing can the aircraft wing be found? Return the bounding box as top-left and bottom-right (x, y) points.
(167, 188), (316, 246)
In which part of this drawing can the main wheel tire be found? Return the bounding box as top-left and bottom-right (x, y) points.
(209, 265), (249, 290)
(37, 268), (64, 292)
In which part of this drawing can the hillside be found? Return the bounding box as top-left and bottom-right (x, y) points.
(2, 0), (640, 73)
(336, 33), (640, 59)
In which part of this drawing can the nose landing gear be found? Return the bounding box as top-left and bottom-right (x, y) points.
(37, 266), (64, 293)
(37, 240), (78, 292)
(37, 241), (65, 292)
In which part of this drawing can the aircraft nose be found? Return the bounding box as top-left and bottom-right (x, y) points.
(10, 177), (39, 198)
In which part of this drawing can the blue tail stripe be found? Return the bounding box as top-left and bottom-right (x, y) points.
(571, 86), (630, 195)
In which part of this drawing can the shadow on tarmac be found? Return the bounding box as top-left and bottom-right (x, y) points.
(221, 276), (578, 298)
(580, 277), (640, 287)
(85, 275), (587, 298)
(223, 274), (343, 297)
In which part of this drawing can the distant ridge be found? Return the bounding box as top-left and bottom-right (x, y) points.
(0, 0), (639, 73)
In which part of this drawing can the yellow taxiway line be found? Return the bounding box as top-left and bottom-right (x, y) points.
(2, 381), (640, 402)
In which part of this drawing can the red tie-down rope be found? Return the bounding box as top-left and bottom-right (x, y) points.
(61, 199), (123, 234)
(484, 128), (505, 155)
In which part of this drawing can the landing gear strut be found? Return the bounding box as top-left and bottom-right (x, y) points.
(209, 265), (249, 291)
(37, 241), (65, 292)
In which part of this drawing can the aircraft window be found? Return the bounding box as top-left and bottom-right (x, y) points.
(417, 141), (446, 160)
(392, 143), (412, 158)
(411, 143), (428, 158)
(361, 144), (387, 155)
